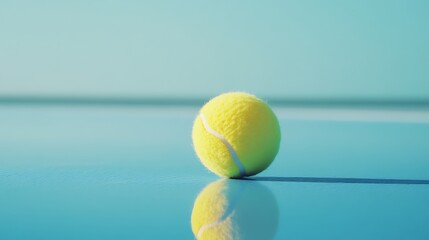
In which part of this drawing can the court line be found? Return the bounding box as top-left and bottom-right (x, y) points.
(246, 176), (429, 185)
(275, 107), (429, 124)
(1, 96), (428, 123)
(1, 96), (428, 108)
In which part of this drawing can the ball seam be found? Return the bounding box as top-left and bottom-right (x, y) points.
(199, 113), (246, 177)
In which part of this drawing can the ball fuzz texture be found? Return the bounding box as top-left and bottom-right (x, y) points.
(192, 92), (281, 178)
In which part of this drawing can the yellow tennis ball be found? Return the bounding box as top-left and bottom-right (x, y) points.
(192, 92), (281, 178)
(191, 179), (279, 240)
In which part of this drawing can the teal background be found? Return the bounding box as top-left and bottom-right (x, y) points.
(1, 1), (429, 239)
(1, 0), (429, 100)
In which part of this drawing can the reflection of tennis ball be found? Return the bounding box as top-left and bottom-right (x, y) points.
(191, 179), (278, 240)
(192, 92), (281, 178)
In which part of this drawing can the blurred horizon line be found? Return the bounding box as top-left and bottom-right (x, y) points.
(0, 95), (429, 109)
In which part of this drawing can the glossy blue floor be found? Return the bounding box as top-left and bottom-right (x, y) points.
(1, 106), (428, 239)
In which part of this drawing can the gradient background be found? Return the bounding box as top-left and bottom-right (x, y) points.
(1, 1), (429, 240)
(1, 0), (429, 101)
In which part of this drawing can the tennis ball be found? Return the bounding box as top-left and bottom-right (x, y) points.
(192, 92), (281, 178)
(191, 179), (279, 240)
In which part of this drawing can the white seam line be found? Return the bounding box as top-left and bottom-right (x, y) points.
(197, 218), (225, 239)
(199, 113), (246, 177)
(196, 181), (245, 238)
(197, 211), (234, 239)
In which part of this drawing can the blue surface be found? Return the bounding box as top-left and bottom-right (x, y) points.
(0, 106), (428, 239)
